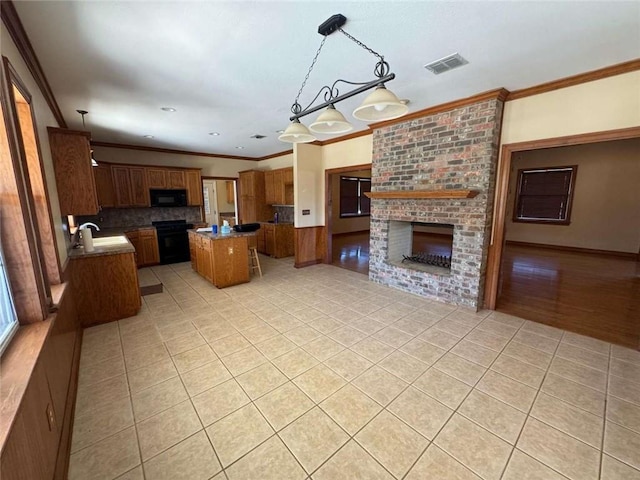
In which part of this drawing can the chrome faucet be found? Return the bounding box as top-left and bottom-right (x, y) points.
(78, 222), (100, 232)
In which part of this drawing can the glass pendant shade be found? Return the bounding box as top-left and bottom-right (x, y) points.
(352, 85), (409, 122)
(278, 119), (316, 143)
(309, 105), (353, 134)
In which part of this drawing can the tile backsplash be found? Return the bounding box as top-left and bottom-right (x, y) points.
(274, 206), (294, 223)
(77, 206), (202, 229)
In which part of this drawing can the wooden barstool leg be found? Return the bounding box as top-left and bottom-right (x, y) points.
(249, 247), (262, 277)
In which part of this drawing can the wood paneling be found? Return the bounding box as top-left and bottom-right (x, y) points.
(48, 127), (98, 215)
(365, 189), (479, 199)
(1, 285), (80, 480)
(294, 226), (326, 268)
(69, 251), (141, 326)
(93, 163), (115, 208)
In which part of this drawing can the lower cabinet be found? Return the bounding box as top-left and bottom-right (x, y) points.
(189, 233), (250, 288)
(257, 223), (294, 258)
(125, 228), (160, 267)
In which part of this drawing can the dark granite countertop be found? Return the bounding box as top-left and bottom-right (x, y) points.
(189, 229), (257, 241)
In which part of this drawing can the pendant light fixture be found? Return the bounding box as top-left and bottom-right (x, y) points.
(76, 110), (98, 166)
(279, 14), (408, 144)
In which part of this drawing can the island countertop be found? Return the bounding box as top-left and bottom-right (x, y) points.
(188, 229), (258, 241)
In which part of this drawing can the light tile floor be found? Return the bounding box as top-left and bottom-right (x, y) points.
(69, 257), (640, 480)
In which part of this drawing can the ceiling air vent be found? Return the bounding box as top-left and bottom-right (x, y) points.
(250, 134), (267, 139)
(424, 53), (468, 75)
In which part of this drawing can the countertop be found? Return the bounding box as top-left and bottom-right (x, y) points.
(68, 235), (135, 259)
(258, 221), (293, 225)
(189, 229), (257, 241)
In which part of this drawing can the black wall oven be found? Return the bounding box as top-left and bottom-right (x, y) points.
(150, 189), (188, 207)
(153, 220), (193, 264)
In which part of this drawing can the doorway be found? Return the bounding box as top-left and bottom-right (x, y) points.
(325, 165), (372, 274)
(485, 127), (640, 348)
(202, 178), (237, 228)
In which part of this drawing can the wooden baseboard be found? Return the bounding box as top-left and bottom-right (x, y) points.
(331, 230), (370, 237)
(294, 259), (322, 268)
(506, 240), (639, 260)
(54, 328), (82, 480)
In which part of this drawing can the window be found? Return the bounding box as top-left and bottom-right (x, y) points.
(513, 166), (577, 224)
(340, 176), (371, 217)
(0, 239), (18, 354)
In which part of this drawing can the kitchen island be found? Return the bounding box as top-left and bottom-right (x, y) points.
(188, 229), (257, 288)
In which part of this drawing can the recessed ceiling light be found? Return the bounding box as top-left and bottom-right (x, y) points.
(161, 107), (176, 112)
(276, 129), (285, 134)
(235, 146), (244, 149)
(143, 135), (154, 138)
(399, 99), (410, 105)
(250, 134), (267, 139)
(209, 132), (220, 136)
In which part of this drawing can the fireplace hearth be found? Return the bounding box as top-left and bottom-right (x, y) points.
(402, 253), (452, 269)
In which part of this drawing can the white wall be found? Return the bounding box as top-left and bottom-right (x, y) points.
(1, 26), (68, 265)
(256, 152), (293, 170)
(294, 143), (324, 227)
(505, 139), (640, 253)
(501, 71), (640, 145)
(92, 145), (258, 177)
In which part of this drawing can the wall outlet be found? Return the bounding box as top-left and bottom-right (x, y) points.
(302, 209), (310, 215)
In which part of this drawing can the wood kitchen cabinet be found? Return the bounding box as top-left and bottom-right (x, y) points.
(125, 228), (159, 267)
(168, 170), (186, 189)
(264, 167), (294, 205)
(226, 181), (235, 204)
(147, 168), (167, 188)
(239, 170), (268, 223)
(47, 127), (99, 215)
(185, 170), (203, 206)
(190, 231), (251, 288)
(112, 165), (149, 207)
(257, 223), (294, 258)
(94, 163), (116, 208)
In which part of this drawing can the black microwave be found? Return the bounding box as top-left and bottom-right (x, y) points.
(150, 189), (188, 207)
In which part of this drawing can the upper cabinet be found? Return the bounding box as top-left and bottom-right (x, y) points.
(146, 168), (167, 189)
(47, 127), (99, 215)
(96, 164), (203, 208)
(238, 170), (266, 223)
(264, 167), (294, 205)
(168, 170), (186, 189)
(94, 164), (116, 208)
(112, 165), (149, 207)
(185, 170), (202, 206)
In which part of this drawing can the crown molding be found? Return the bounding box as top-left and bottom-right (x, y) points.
(90, 141), (265, 161)
(507, 58), (640, 100)
(368, 88), (510, 131)
(0, 0), (66, 128)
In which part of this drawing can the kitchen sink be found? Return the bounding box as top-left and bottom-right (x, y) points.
(92, 235), (129, 247)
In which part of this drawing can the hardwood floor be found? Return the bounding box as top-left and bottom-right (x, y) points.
(332, 232), (370, 275)
(497, 244), (639, 348)
(332, 232), (639, 348)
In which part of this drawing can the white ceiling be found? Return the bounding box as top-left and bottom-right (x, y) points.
(13, 1), (640, 159)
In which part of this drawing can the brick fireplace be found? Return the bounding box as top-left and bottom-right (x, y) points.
(368, 94), (505, 308)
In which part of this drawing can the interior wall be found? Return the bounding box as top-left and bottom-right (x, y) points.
(322, 135), (373, 170)
(294, 143), (323, 227)
(256, 152), (293, 170)
(505, 138), (640, 253)
(331, 168), (371, 235)
(501, 71), (640, 145)
(92, 145), (258, 177)
(1, 25), (68, 265)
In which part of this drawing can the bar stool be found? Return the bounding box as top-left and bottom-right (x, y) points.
(248, 246), (262, 277)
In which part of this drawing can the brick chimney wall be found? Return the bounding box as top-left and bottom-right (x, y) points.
(369, 97), (504, 308)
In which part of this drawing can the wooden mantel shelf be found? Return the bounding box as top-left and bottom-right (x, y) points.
(365, 189), (479, 199)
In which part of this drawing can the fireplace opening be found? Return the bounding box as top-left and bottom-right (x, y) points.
(388, 221), (454, 274)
